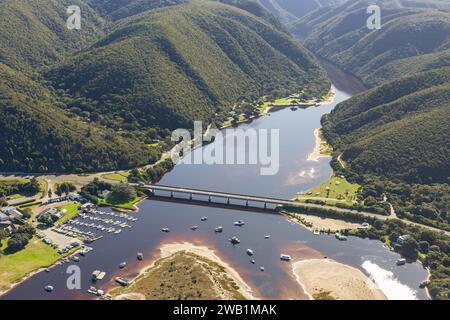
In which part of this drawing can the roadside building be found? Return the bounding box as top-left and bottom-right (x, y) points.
(1, 206), (23, 220)
(0, 220), (17, 235)
(36, 207), (63, 221)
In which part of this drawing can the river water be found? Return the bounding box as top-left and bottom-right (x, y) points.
(1, 65), (428, 300)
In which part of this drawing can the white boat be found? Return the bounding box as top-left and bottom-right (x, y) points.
(229, 236), (241, 244)
(264, 235), (270, 239)
(214, 226), (223, 233)
(201, 216), (208, 221)
(44, 285), (54, 292)
(234, 220), (245, 226)
(161, 228), (170, 233)
(246, 249), (254, 256)
(397, 258), (406, 266)
(280, 254), (291, 261)
(191, 225), (198, 230)
(250, 259), (256, 264)
(119, 262), (127, 269)
(260, 266), (265, 272)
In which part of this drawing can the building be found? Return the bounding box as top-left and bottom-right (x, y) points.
(36, 207), (63, 220)
(0, 212), (9, 222)
(1, 206), (23, 220)
(397, 235), (412, 245)
(0, 220), (16, 235)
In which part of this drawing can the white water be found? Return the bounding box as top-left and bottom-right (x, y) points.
(362, 260), (417, 300)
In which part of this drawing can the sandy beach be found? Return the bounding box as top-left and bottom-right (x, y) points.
(307, 128), (331, 162)
(292, 258), (386, 300)
(289, 212), (360, 232)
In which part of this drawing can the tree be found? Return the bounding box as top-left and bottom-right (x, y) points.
(399, 237), (419, 259)
(7, 233), (30, 252)
(110, 184), (137, 202)
(56, 182), (76, 196)
(419, 241), (430, 254)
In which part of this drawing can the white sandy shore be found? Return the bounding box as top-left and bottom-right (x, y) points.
(307, 128), (330, 162)
(290, 212), (360, 232)
(292, 258), (386, 300)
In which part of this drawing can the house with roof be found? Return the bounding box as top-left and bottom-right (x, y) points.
(36, 207), (63, 221)
(1, 206), (23, 220)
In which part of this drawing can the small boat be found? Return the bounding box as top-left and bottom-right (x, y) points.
(229, 236), (241, 245)
(335, 233), (348, 241)
(137, 253), (144, 261)
(264, 235), (270, 239)
(191, 225), (198, 231)
(250, 259), (256, 264)
(313, 229), (320, 235)
(161, 228), (170, 233)
(396, 258), (406, 266)
(119, 262), (127, 269)
(44, 285), (54, 292)
(234, 220), (245, 227)
(71, 256), (80, 262)
(260, 266), (265, 272)
(115, 277), (129, 287)
(45, 268), (50, 273)
(280, 254), (291, 262)
(419, 280), (430, 288)
(92, 270), (106, 281)
(201, 216), (208, 221)
(246, 249), (254, 256)
(214, 226), (223, 233)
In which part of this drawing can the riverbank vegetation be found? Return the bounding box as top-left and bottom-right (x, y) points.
(111, 251), (245, 300)
(0, 236), (60, 293)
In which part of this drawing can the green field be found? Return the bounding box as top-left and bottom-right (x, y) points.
(101, 172), (130, 182)
(297, 175), (360, 205)
(99, 196), (144, 210)
(56, 202), (80, 224)
(0, 237), (61, 292)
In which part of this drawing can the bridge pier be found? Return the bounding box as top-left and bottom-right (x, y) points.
(264, 202), (267, 209)
(246, 200), (249, 207)
(227, 198), (230, 205)
(189, 193), (193, 200)
(208, 196), (211, 202)
(170, 191), (174, 198)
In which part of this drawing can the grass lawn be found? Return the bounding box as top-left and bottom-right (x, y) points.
(99, 196), (144, 210)
(0, 237), (61, 292)
(297, 175), (360, 205)
(56, 202), (80, 224)
(38, 179), (48, 199)
(101, 172), (130, 182)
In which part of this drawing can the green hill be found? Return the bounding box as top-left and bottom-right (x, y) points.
(0, 0), (105, 74)
(298, 0), (450, 86)
(323, 67), (450, 183)
(46, 0), (330, 130)
(0, 63), (160, 173)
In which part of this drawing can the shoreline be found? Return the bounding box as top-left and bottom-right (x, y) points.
(307, 128), (331, 162)
(113, 242), (257, 300)
(292, 258), (387, 300)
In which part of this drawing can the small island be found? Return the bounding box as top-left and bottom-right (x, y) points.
(110, 243), (255, 300)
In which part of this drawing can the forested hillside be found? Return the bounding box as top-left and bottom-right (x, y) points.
(0, 0), (329, 173)
(297, 0), (450, 86)
(0, 63), (160, 173)
(322, 68), (450, 230)
(46, 0), (330, 130)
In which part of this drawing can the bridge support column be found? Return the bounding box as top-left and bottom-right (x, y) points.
(264, 202), (267, 209)
(189, 193), (193, 200)
(246, 200), (249, 207)
(227, 198), (230, 205)
(170, 191), (174, 198)
(208, 196), (211, 202)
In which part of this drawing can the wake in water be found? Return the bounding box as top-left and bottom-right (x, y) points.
(362, 260), (417, 300)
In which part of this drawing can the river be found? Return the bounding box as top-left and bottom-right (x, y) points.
(1, 63), (428, 300)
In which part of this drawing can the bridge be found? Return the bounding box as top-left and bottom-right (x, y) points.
(131, 183), (390, 221)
